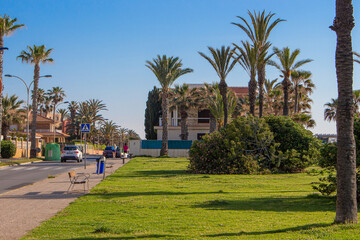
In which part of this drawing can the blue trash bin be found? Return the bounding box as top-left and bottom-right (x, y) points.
(96, 158), (105, 174)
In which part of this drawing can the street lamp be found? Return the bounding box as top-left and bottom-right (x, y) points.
(4, 74), (52, 159)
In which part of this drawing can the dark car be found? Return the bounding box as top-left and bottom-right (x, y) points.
(103, 146), (115, 158)
(115, 146), (121, 158)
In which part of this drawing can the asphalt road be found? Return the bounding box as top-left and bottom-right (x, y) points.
(0, 156), (101, 195)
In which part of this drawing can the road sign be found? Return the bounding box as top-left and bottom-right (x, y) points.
(81, 123), (90, 133)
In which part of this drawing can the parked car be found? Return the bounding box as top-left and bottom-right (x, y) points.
(103, 146), (115, 158)
(61, 145), (83, 162)
(115, 146), (121, 158)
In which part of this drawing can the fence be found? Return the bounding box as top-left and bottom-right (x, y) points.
(130, 140), (192, 157)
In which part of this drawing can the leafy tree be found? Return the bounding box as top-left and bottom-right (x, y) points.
(17, 45), (54, 158)
(268, 47), (312, 116)
(146, 55), (193, 156)
(2, 94), (25, 139)
(199, 46), (237, 126)
(144, 86), (161, 140)
(232, 10), (284, 117)
(330, 0), (357, 222)
(0, 14), (24, 157)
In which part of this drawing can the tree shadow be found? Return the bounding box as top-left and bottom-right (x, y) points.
(89, 190), (225, 199)
(66, 234), (178, 240)
(110, 169), (188, 178)
(203, 223), (333, 237)
(193, 195), (335, 212)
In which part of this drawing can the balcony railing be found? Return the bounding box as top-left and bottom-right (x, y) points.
(159, 118), (210, 127)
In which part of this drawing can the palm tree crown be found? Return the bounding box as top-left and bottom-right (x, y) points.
(199, 46), (237, 126)
(17, 45), (54, 65)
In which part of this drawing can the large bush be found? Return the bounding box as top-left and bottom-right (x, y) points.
(1, 140), (16, 158)
(189, 116), (276, 174)
(264, 115), (320, 172)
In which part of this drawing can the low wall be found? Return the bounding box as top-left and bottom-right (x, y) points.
(129, 140), (190, 158)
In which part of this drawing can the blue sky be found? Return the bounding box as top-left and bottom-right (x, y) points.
(1, 0), (360, 138)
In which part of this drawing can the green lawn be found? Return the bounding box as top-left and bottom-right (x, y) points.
(23, 157), (359, 240)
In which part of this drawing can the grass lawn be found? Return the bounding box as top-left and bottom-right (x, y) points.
(23, 157), (359, 240)
(0, 158), (43, 167)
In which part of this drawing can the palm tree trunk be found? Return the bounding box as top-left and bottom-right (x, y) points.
(180, 106), (188, 140)
(0, 36), (4, 157)
(209, 115), (216, 133)
(282, 77), (291, 116)
(258, 64), (265, 117)
(2, 124), (9, 140)
(160, 91), (168, 156)
(219, 79), (228, 126)
(249, 76), (257, 116)
(330, 0), (357, 224)
(294, 85), (299, 113)
(30, 64), (40, 158)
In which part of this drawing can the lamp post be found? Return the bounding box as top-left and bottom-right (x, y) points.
(53, 101), (69, 143)
(4, 74), (52, 159)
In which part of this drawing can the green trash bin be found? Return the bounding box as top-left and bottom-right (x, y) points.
(45, 143), (61, 161)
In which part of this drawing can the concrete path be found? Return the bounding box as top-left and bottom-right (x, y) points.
(0, 158), (129, 240)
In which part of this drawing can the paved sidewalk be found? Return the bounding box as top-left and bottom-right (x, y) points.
(0, 158), (130, 240)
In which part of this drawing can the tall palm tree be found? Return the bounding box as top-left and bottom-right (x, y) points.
(146, 55), (193, 156)
(66, 101), (79, 139)
(290, 70), (312, 113)
(47, 86), (66, 121)
(199, 46), (237, 127)
(57, 108), (68, 132)
(0, 15), (24, 156)
(268, 47), (312, 116)
(233, 41), (259, 116)
(17, 45), (54, 158)
(353, 51), (360, 64)
(199, 83), (218, 133)
(2, 94), (25, 139)
(232, 10), (284, 117)
(100, 120), (119, 146)
(330, 0), (357, 223)
(170, 84), (199, 140)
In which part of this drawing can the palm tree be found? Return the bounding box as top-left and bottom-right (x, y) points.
(2, 94), (25, 139)
(66, 101), (79, 139)
(263, 78), (280, 115)
(34, 88), (46, 116)
(0, 15), (24, 156)
(290, 70), (312, 113)
(146, 55), (193, 156)
(232, 10), (284, 117)
(354, 51), (360, 64)
(47, 86), (66, 121)
(17, 45), (54, 158)
(57, 108), (68, 132)
(268, 47), (312, 116)
(199, 46), (237, 126)
(170, 84), (199, 140)
(324, 91), (360, 122)
(233, 41), (259, 116)
(199, 83), (218, 132)
(330, 0), (357, 223)
(100, 120), (119, 146)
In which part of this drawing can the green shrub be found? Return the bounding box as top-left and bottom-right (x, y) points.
(1, 140), (16, 158)
(264, 115), (320, 172)
(189, 116), (276, 174)
(318, 143), (337, 169)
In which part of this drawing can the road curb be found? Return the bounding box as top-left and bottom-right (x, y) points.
(0, 159), (44, 169)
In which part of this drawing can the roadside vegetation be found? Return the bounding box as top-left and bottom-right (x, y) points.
(23, 157), (359, 239)
(0, 158), (43, 167)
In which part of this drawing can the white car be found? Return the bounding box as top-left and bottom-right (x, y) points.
(61, 146), (83, 162)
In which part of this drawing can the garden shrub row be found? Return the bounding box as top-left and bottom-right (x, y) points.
(188, 115), (320, 174)
(1, 140), (16, 158)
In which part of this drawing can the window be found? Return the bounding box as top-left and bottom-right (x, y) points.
(197, 133), (206, 140)
(198, 110), (210, 123)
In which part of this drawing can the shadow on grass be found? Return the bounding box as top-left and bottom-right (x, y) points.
(110, 169), (188, 178)
(203, 223), (332, 237)
(90, 190), (224, 198)
(193, 195), (335, 212)
(67, 234), (177, 240)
